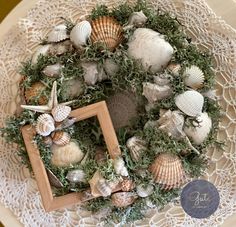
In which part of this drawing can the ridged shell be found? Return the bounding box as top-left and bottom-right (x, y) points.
(113, 157), (129, 177)
(42, 63), (63, 77)
(51, 105), (71, 122)
(183, 65), (204, 89)
(36, 113), (55, 136)
(96, 179), (112, 197)
(167, 63), (181, 76)
(184, 112), (212, 145)
(52, 131), (70, 146)
(70, 20), (92, 48)
(175, 90), (204, 117)
(111, 192), (137, 208)
(91, 16), (124, 51)
(136, 184), (154, 197)
(127, 11), (147, 27)
(66, 169), (86, 183)
(46, 168), (63, 188)
(126, 136), (146, 161)
(32, 44), (51, 64)
(149, 153), (185, 190)
(47, 24), (69, 43)
(121, 178), (135, 192)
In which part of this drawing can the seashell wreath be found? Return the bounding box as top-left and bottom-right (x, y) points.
(2, 1), (221, 225)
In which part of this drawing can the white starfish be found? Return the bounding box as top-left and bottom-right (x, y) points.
(21, 81), (75, 113)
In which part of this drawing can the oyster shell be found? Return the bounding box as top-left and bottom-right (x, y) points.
(167, 63), (181, 76)
(51, 131), (70, 146)
(175, 90), (204, 117)
(32, 44), (51, 64)
(47, 24), (69, 43)
(91, 16), (124, 51)
(66, 169), (86, 183)
(36, 113), (55, 136)
(126, 10), (147, 28)
(42, 63), (63, 77)
(149, 153), (185, 190)
(46, 168), (63, 188)
(183, 65), (204, 89)
(128, 28), (173, 73)
(51, 105), (71, 122)
(111, 192), (137, 208)
(121, 178), (135, 192)
(113, 157), (129, 177)
(136, 184), (154, 198)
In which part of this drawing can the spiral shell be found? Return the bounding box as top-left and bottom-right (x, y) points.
(47, 24), (69, 43)
(136, 184), (154, 197)
(111, 192), (137, 208)
(42, 63), (63, 77)
(52, 131), (70, 146)
(52, 105), (71, 122)
(121, 178), (135, 192)
(91, 16), (124, 51)
(183, 65), (204, 89)
(175, 90), (204, 117)
(66, 169), (86, 183)
(113, 157), (129, 177)
(36, 113), (55, 136)
(149, 153), (185, 190)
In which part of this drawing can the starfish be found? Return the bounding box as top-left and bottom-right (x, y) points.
(21, 81), (75, 113)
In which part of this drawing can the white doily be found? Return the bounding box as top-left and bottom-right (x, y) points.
(0, 0), (236, 226)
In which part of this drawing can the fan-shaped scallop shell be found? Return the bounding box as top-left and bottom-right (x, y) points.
(183, 65), (204, 89)
(42, 63), (63, 77)
(36, 113), (55, 136)
(51, 105), (71, 122)
(111, 192), (137, 208)
(47, 24), (69, 43)
(149, 153), (185, 190)
(175, 90), (204, 117)
(66, 169), (86, 183)
(91, 16), (124, 51)
(52, 131), (70, 146)
(96, 179), (112, 197)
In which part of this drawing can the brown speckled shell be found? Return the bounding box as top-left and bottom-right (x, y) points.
(111, 192), (137, 208)
(52, 131), (70, 146)
(121, 178), (135, 192)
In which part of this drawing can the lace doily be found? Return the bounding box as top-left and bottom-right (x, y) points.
(0, 0), (236, 226)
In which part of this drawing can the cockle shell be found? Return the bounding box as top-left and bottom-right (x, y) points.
(126, 10), (147, 28)
(149, 153), (185, 190)
(32, 44), (51, 64)
(91, 16), (124, 51)
(47, 24), (69, 43)
(51, 105), (71, 122)
(70, 20), (92, 48)
(128, 28), (173, 73)
(142, 82), (172, 103)
(113, 157), (129, 177)
(42, 63), (63, 77)
(136, 184), (154, 198)
(51, 131), (70, 146)
(121, 178), (135, 192)
(175, 90), (204, 117)
(51, 141), (84, 167)
(183, 65), (204, 89)
(167, 63), (181, 76)
(36, 113), (55, 136)
(66, 169), (86, 183)
(184, 112), (212, 145)
(46, 168), (63, 188)
(96, 179), (112, 197)
(111, 192), (137, 208)
(126, 136), (147, 161)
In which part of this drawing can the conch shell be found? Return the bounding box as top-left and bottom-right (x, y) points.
(36, 113), (55, 136)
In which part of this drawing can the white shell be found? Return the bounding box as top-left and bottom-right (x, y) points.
(42, 63), (63, 77)
(126, 136), (146, 161)
(175, 90), (204, 117)
(136, 184), (154, 197)
(32, 44), (51, 64)
(70, 21), (92, 48)
(183, 65), (204, 89)
(36, 113), (55, 136)
(47, 24), (69, 43)
(96, 179), (112, 197)
(113, 157), (129, 177)
(52, 105), (71, 122)
(81, 61), (98, 85)
(167, 63), (181, 76)
(127, 11), (147, 27)
(51, 131), (70, 146)
(103, 58), (119, 76)
(184, 112), (212, 145)
(66, 169), (86, 183)
(128, 28), (173, 73)
(142, 82), (172, 103)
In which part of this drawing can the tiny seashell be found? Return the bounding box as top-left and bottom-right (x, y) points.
(51, 105), (71, 122)
(175, 90), (204, 117)
(91, 16), (124, 51)
(46, 168), (63, 188)
(136, 184), (154, 197)
(103, 58), (119, 77)
(81, 61), (98, 85)
(96, 179), (112, 197)
(183, 65), (204, 89)
(167, 63), (181, 76)
(184, 112), (212, 145)
(47, 24), (69, 43)
(126, 136), (146, 161)
(121, 178), (135, 192)
(66, 169), (86, 183)
(127, 11), (147, 27)
(113, 157), (129, 177)
(43, 136), (53, 146)
(70, 20), (92, 48)
(111, 192), (137, 208)
(149, 153), (185, 190)
(142, 82), (172, 103)
(36, 113), (55, 136)
(42, 63), (63, 77)
(51, 131), (70, 146)
(32, 44), (52, 64)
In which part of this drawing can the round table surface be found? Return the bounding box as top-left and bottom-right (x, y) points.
(0, 0), (236, 226)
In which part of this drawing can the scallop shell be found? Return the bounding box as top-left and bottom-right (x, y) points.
(36, 113), (55, 136)
(32, 44), (51, 64)
(47, 24), (69, 43)
(149, 153), (185, 190)
(175, 90), (204, 117)
(127, 10), (147, 27)
(167, 63), (181, 76)
(111, 192), (137, 208)
(184, 112), (212, 145)
(42, 63), (63, 77)
(113, 157), (129, 177)
(121, 178), (135, 192)
(52, 131), (70, 146)
(46, 168), (63, 188)
(91, 16), (124, 51)
(70, 20), (92, 48)
(96, 179), (112, 197)
(136, 184), (154, 198)
(66, 169), (86, 183)
(183, 65), (204, 89)
(126, 136), (147, 161)
(51, 141), (84, 167)
(51, 105), (71, 122)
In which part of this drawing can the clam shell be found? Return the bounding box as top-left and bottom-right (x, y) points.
(175, 90), (204, 117)
(167, 63), (181, 76)
(36, 113), (55, 136)
(42, 63), (63, 77)
(183, 65), (204, 89)
(52, 131), (70, 146)
(46, 168), (63, 188)
(96, 179), (112, 197)
(127, 10), (147, 27)
(149, 153), (185, 190)
(47, 24), (69, 43)
(70, 20), (92, 48)
(66, 169), (86, 183)
(32, 44), (51, 64)
(51, 105), (71, 122)
(111, 192), (137, 208)
(91, 16), (124, 51)
(113, 157), (129, 177)
(136, 184), (154, 197)
(184, 112), (212, 145)
(121, 178), (135, 192)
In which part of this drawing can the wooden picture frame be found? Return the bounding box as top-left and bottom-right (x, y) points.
(21, 101), (121, 211)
